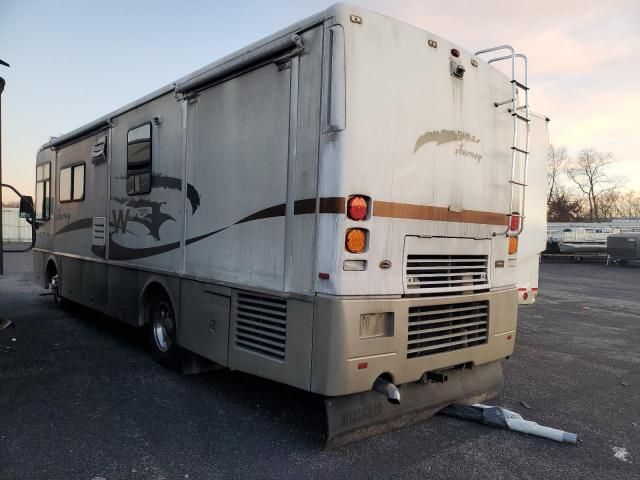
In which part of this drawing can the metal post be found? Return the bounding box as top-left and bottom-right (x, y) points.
(0, 58), (8, 276)
(0, 75), (5, 275)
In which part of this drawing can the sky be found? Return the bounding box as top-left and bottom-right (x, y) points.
(1, 0), (639, 198)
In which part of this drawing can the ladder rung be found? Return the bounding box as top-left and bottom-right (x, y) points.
(494, 99), (514, 107)
(511, 79), (529, 91)
(509, 180), (527, 187)
(511, 146), (529, 154)
(511, 112), (530, 122)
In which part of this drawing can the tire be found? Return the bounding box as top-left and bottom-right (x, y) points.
(147, 293), (183, 369)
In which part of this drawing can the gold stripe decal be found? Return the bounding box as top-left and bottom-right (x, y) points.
(372, 201), (509, 226)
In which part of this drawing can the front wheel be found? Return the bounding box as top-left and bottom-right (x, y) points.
(147, 294), (183, 369)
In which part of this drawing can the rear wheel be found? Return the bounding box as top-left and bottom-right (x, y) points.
(147, 293), (183, 369)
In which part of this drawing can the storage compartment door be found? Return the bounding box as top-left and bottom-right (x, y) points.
(185, 62), (292, 290)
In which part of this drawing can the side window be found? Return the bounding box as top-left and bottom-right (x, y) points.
(35, 162), (51, 220)
(59, 163), (85, 202)
(127, 123), (152, 195)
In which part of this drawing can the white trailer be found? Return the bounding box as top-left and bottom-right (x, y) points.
(32, 4), (547, 447)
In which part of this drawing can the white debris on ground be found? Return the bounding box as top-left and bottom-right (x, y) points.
(612, 447), (631, 463)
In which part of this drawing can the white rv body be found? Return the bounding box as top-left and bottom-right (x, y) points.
(516, 113), (549, 304)
(32, 4), (547, 445)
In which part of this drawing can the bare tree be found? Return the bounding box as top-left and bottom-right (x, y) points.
(598, 189), (620, 220)
(565, 148), (623, 221)
(617, 191), (640, 218)
(547, 145), (567, 205)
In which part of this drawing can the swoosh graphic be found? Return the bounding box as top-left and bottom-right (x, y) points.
(53, 197), (346, 260)
(55, 218), (94, 235)
(108, 201), (291, 260)
(151, 174), (201, 214)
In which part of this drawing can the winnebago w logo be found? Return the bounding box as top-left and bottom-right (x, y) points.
(111, 197), (175, 240)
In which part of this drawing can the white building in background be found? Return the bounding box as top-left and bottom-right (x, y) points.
(2, 208), (31, 242)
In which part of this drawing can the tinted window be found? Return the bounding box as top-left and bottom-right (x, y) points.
(127, 123), (152, 195)
(35, 162), (51, 220)
(60, 163), (85, 202)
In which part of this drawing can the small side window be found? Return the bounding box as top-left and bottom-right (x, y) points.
(127, 123), (152, 195)
(35, 162), (51, 220)
(59, 163), (85, 203)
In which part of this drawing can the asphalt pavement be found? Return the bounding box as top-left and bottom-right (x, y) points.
(1, 252), (638, 479)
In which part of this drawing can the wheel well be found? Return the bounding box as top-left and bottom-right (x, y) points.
(140, 282), (171, 326)
(45, 260), (58, 284)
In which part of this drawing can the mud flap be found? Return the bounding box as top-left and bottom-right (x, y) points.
(324, 361), (504, 449)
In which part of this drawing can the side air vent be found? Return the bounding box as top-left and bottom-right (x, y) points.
(91, 135), (107, 165)
(407, 301), (489, 358)
(92, 217), (106, 247)
(235, 293), (287, 361)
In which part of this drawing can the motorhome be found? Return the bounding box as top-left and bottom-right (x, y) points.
(32, 4), (548, 447)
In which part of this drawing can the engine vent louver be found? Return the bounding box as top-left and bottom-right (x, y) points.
(405, 254), (489, 294)
(407, 301), (489, 358)
(235, 293), (287, 362)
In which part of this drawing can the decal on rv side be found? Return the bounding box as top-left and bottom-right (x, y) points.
(111, 197), (175, 240)
(413, 129), (483, 162)
(114, 174), (202, 214)
(150, 174), (201, 214)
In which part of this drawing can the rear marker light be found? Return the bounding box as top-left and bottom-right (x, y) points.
(357, 362), (368, 370)
(522, 292), (529, 301)
(319, 272), (330, 280)
(345, 228), (367, 253)
(347, 195), (368, 221)
(509, 212), (521, 232)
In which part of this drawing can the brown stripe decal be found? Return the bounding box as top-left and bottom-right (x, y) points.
(319, 197), (345, 214)
(373, 201), (509, 226)
(294, 198), (316, 215)
(235, 204), (286, 224)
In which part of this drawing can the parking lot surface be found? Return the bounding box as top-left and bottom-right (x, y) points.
(1, 252), (638, 479)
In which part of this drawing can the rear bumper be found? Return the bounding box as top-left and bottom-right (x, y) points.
(324, 360), (503, 448)
(311, 289), (518, 396)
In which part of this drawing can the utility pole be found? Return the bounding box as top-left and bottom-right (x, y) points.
(0, 58), (9, 275)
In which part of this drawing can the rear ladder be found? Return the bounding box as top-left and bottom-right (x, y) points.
(475, 46), (530, 237)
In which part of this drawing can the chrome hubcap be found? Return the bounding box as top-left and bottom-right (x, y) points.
(152, 303), (174, 353)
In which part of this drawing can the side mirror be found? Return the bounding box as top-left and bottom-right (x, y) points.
(19, 196), (34, 219)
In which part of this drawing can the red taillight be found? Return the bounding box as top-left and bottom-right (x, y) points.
(347, 195), (368, 221)
(509, 212), (521, 232)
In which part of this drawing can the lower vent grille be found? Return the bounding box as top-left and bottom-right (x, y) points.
(407, 301), (488, 359)
(235, 293), (287, 361)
